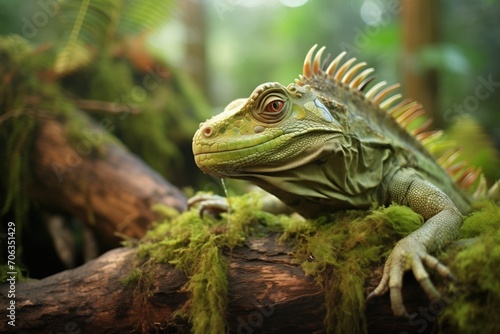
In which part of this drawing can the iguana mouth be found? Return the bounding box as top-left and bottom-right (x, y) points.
(192, 130), (288, 157)
(194, 130), (343, 179)
(193, 132), (293, 169)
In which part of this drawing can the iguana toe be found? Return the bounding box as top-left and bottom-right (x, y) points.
(368, 236), (454, 317)
(188, 194), (229, 217)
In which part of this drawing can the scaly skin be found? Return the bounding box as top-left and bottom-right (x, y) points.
(192, 45), (475, 316)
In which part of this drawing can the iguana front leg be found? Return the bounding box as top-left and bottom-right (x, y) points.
(368, 168), (462, 316)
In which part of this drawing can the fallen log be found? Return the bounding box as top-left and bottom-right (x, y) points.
(0, 235), (435, 334)
(29, 115), (187, 248)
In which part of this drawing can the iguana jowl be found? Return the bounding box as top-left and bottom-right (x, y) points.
(192, 45), (486, 316)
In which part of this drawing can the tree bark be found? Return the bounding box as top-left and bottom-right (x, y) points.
(1, 236), (436, 334)
(29, 114), (187, 249)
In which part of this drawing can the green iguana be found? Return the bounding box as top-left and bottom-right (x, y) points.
(191, 45), (498, 316)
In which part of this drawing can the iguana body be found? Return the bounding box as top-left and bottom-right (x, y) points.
(192, 45), (484, 316)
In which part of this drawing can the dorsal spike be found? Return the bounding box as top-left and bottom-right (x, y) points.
(396, 104), (423, 123)
(425, 139), (454, 154)
(341, 62), (366, 85)
(349, 68), (374, 89)
(438, 148), (463, 166)
(415, 130), (435, 141)
(321, 53), (331, 70)
(419, 130), (443, 145)
(457, 167), (481, 188)
(333, 57), (357, 81)
(436, 148), (457, 165)
(389, 100), (418, 118)
(372, 83), (400, 105)
(395, 104), (422, 120)
(473, 174), (488, 198)
(365, 81), (387, 100)
(357, 76), (376, 92)
(399, 109), (426, 128)
(387, 99), (412, 115)
(446, 161), (468, 175)
(313, 46), (326, 75)
(303, 44), (318, 77)
(487, 180), (500, 199)
(411, 119), (433, 136)
(379, 94), (402, 110)
(326, 51), (347, 76)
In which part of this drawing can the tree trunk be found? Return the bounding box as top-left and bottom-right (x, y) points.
(29, 114), (187, 249)
(401, 0), (439, 125)
(0, 236), (435, 334)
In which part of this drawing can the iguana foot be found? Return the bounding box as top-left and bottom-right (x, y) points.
(187, 194), (229, 217)
(366, 236), (456, 316)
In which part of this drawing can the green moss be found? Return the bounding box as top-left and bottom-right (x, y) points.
(188, 238), (228, 334)
(120, 267), (145, 286)
(0, 265), (28, 282)
(281, 204), (422, 333)
(459, 201), (500, 238)
(438, 201), (500, 333)
(136, 192), (293, 334)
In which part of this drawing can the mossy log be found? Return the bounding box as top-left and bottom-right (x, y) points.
(0, 236), (435, 334)
(29, 115), (187, 248)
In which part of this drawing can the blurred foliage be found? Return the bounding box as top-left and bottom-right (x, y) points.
(0, 0), (213, 184)
(0, 0), (211, 277)
(0, 37), (36, 258)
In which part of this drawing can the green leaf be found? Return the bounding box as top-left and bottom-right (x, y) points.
(54, 39), (94, 75)
(53, 0), (176, 75)
(54, 0), (122, 75)
(118, 0), (177, 35)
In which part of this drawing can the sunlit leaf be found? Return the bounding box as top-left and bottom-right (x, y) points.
(53, 0), (175, 75)
(119, 0), (177, 35)
(54, 39), (94, 74)
(54, 0), (121, 75)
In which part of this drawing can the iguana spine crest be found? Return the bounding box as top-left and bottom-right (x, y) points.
(297, 44), (482, 190)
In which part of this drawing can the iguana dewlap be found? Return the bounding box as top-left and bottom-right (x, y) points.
(192, 45), (485, 316)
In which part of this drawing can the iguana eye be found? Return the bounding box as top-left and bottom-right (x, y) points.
(252, 89), (289, 123)
(259, 96), (287, 122)
(265, 100), (285, 113)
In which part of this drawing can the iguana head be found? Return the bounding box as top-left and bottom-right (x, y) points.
(192, 81), (346, 178)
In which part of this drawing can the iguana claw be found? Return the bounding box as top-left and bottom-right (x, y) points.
(367, 236), (455, 317)
(187, 194), (229, 217)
